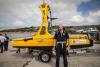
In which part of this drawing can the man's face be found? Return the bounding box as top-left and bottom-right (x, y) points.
(59, 25), (63, 30)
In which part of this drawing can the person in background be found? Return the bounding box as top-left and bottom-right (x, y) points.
(0, 34), (6, 53)
(53, 25), (69, 67)
(96, 32), (100, 41)
(4, 34), (9, 51)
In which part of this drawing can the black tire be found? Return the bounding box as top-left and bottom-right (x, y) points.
(39, 51), (51, 63)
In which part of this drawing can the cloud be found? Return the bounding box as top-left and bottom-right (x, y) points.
(67, 10), (100, 26)
(86, 10), (100, 24)
(14, 21), (27, 27)
(77, 0), (100, 15)
(69, 15), (85, 23)
(47, 0), (95, 26)
(0, 0), (100, 30)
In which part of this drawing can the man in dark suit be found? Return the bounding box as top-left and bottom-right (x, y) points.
(53, 25), (69, 67)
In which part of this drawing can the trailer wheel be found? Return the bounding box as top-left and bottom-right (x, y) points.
(39, 51), (51, 63)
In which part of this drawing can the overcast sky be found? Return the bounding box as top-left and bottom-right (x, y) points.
(0, 0), (100, 30)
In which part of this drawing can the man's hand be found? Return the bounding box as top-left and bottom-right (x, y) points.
(52, 47), (56, 55)
(52, 39), (56, 55)
(52, 39), (56, 51)
(52, 47), (55, 51)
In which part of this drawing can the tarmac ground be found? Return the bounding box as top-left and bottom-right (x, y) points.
(0, 44), (100, 67)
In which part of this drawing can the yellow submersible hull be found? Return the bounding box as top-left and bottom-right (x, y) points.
(10, 1), (93, 49)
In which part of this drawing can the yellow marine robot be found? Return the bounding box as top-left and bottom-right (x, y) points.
(10, 1), (93, 63)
